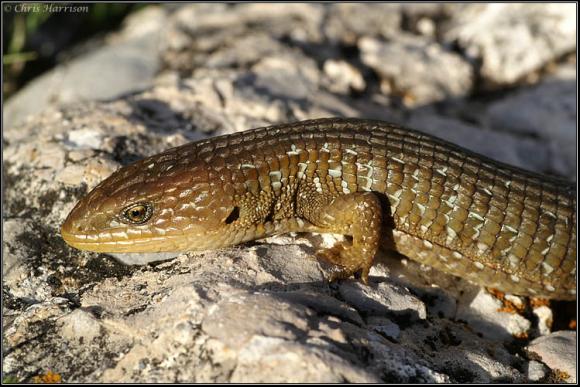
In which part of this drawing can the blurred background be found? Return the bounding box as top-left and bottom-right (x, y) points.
(3, 3), (576, 182)
(3, 3), (143, 97)
(2, 1), (577, 178)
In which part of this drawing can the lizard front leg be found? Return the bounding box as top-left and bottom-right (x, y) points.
(297, 189), (382, 284)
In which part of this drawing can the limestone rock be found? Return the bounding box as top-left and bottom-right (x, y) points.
(360, 34), (473, 106)
(527, 331), (576, 383)
(4, 6), (167, 128)
(445, 3), (576, 86)
(484, 77), (576, 179)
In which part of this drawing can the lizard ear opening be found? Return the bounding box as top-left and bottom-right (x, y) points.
(225, 206), (240, 224)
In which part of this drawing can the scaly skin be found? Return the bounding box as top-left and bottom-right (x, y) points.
(61, 118), (577, 299)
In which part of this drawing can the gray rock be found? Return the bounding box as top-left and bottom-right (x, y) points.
(445, 3), (576, 86)
(204, 34), (290, 69)
(3, 219), (37, 296)
(322, 59), (366, 95)
(359, 34), (473, 106)
(109, 252), (181, 266)
(65, 127), (106, 150)
(250, 54), (320, 101)
(324, 3), (402, 44)
(455, 289), (531, 341)
(526, 360), (548, 383)
(398, 318), (525, 383)
(484, 78), (577, 178)
(58, 309), (102, 344)
(399, 3), (450, 37)
(367, 316), (401, 341)
(533, 305), (554, 337)
(339, 281), (427, 321)
(171, 3), (324, 49)
(4, 7), (167, 128)
(3, 298), (72, 349)
(363, 333), (451, 383)
(252, 242), (326, 284)
(231, 335), (378, 383)
(201, 292), (317, 349)
(278, 290), (364, 326)
(527, 331), (576, 383)
(409, 286), (458, 320)
(407, 113), (551, 174)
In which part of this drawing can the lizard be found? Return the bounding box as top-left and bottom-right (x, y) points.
(61, 118), (577, 300)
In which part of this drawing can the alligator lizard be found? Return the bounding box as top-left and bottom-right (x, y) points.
(61, 118), (577, 300)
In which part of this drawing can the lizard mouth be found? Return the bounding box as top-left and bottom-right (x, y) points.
(60, 228), (186, 253)
(61, 215), (211, 253)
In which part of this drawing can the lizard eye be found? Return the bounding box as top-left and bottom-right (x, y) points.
(122, 202), (153, 224)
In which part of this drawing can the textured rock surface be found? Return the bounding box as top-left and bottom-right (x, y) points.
(3, 3), (576, 384)
(359, 34), (473, 106)
(445, 3), (576, 86)
(484, 68), (577, 179)
(526, 331), (577, 383)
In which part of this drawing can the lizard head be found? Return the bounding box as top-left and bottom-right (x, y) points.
(61, 147), (234, 253)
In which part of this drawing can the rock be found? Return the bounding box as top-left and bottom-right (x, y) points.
(445, 3), (576, 86)
(398, 319), (525, 383)
(375, 251), (471, 319)
(457, 351), (524, 383)
(278, 290), (364, 326)
(339, 281), (427, 321)
(58, 309), (102, 344)
(55, 158), (120, 188)
(252, 243), (325, 284)
(324, 4), (402, 44)
(202, 292), (315, 349)
(367, 316), (401, 341)
(362, 333), (451, 383)
(484, 78), (577, 178)
(415, 17), (436, 38)
(526, 360), (548, 382)
(527, 331), (576, 383)
(200, 291), (379, 383)
(359, 34), (473, 106)
(204, 34), (289, 69)
(65, 127), (106, 150)
(322, 59), (366, 94)
(166, 3), (325, 65)
(407, 114), (551, 174)
(231, 335), (378, 383)
(456, 289), (531, 341)
(250, 55), (320, 101)
(108, 252), (181, 266)
(173, 3), (324, 40)
(533, 306), (554, 337)
(410, 286), (458, 321)
(3, 298), (72, 349)
(4, 6), (167, 128)
(4, 141), (66, 173)
(3, 219), (37, 295)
